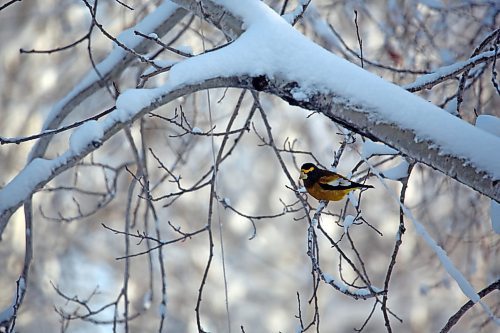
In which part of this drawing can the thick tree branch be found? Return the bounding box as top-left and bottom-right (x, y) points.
(169, 0), (500, 200)
(2, 0), (499, 233)
(2, 1), (498, 332)
(0, 77), (248, 235)
(28, 3), (187, 161)
(172, 0), (243, 40)
(2, 69), (498, 235)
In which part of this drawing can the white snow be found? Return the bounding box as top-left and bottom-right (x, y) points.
(1, 97), (159, 219)
(0, 158), (56, 213)
(1, 0), (497, 238)
(404, 202), (481, 303)
(361, 140), (398, 159)
(381, 160), (409, 180)
(418, 0), (445, 9)
(476, 114), (500, 137)
(222, 197), (231, 206)
(143, 59), (178, 76)
(355, 288), (370, 296)
(153, 60), (177, 69)
(414, 219), (500, 325)
(309, 202), (327, 227)
(36, 1), (180, 146)
(1, 1), (498, 329)
(143, 290), (152, 310)
(114, 89), (161, 121)
(191, 127), (203, 134)
(116, 2), (180, 48)
(399, 196), (499, 325)
(69, 120), (104, 154)
(343, 215), (355, 233)
(404, 51), (495, 91)
(323, 272), (381, 296)
(282, 0), (310, 24)
(364, 158), (498, 318)
(0, 277), (26, 323)
(322, 273), (348, 292)
(291, 87), (309, 101)
(347, 191), (358, 207)
(1, 91), (162, 219)
(140, 0), (499, 182)
(297, 186), (307, 193)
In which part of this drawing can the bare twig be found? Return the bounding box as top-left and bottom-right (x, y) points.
(0, 0), (22, 11)
(0, 106), (115, 145)
(440, 280), (500, 333)
(354, 10), (364, 68)
(20, 34), (89, 54)
(81, 0), (160, 68)
(381, 162), (414, 332)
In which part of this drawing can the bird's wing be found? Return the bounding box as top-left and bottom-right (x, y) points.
(315, 169), (338, 181)
(318, 174), (370, 190)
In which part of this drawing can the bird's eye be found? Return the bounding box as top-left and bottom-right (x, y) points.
(302, 167), (314, 174)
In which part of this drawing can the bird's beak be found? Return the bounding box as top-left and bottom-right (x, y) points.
(299, 171), (307, 180)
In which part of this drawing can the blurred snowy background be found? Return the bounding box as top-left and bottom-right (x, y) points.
(0, 0), (498, 332)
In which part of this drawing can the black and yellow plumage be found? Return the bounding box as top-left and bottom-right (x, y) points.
(299, 163), (373, 202)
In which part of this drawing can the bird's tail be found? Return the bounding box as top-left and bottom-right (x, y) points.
(354, 182), (373, 189)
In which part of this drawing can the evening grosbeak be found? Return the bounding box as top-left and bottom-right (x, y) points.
(299, 163), (373, 201)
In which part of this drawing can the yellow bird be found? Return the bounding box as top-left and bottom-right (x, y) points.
(299, 163), (373, 201)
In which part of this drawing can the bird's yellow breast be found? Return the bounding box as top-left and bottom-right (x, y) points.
(307, 183), (354, 201)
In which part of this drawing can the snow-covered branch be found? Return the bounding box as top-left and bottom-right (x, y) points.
(28, 2), (187, 161)
(0, 76), (247, 234)
(171, 0), (243, 39)
(1, 0), (499, 234)
(1, 1), (498, 331)
(404, 50), (497, 92)
(170, 0), (499, 201)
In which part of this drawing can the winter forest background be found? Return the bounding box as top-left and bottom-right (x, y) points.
(0, 0), (499, 332)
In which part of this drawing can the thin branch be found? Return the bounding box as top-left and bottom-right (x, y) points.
(0, 106), (115, 145)
(20, 34), (89, 54)
(456, 28), (500, 114)
(103, 223), (208, 259)
(440, 280), (500, 333)
(114, 0), (133, 11)
(0, 0), (22, 11)
(81, 0), (160, 68)
(404, 51), (497, 92)
(282, 0), (312, 26)
(354, 10), (364, 68)
(381, 162), (414, 332)
(326, 23), (428, 75)
(134, 30), (193, 58)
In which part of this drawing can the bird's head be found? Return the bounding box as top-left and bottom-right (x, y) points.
(299, 163), (316, 180)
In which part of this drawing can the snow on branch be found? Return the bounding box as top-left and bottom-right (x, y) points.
(1, 0), (499, 234)
(28, 2), (187, 161)
(169, 0), (499, 201)
(281, 0), (312, 26)
(404, 50), (497, 92)
(363, 160), (499, 324)
(0, 76), (249, 234)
